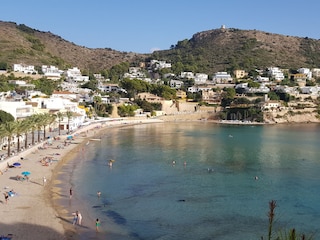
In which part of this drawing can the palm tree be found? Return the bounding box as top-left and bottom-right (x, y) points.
(66, 111), (74, 134)
(56, 112), (64, 136)
(33, 114), (44, 143)
(93, 96), (101, 117)
(15, 119), (29, 152)
(28, 114), (38, 145)
(40, 113), (53, 140)
(1, 121), (17, 157)
(0, 123), (7, 152)
(22, 118), (33, 149)
(47, 114), (57, 136)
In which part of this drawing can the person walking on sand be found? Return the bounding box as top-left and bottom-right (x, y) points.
(4, 192), (9, 204)
(77, 211), (82, 225)
(69, 187), (73, 199)
(96, 218), (100, 232)
(72, 212), (78, 225)
(43, 176), (47, 186)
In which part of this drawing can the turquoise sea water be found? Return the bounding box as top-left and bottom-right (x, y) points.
(56, 122), (320, 240)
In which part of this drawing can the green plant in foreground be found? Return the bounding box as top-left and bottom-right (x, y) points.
(268, 200), (276, 240)
(262, 200), (314, 240)
(276, 228), (311, 240)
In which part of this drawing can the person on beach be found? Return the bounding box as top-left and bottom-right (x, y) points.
(8, 189), (16, 197)
(43, 176), (47, 186)
(96, 218), (100, 232)
(108, 160), (113, 168)
(97, 191), (101, 198)
(69, 187), (73, 199)
(72, 212), (78, 225)
(4, 192), (9, 204)
(77, 211), (82, 225)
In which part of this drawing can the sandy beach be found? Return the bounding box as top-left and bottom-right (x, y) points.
(0, 118), (162, 240)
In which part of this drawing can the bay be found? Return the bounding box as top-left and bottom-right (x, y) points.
(62, 122), (320, 240)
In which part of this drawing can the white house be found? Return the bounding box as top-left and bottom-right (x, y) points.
(297, 68), (312, 80)
(247, 84), (270, 94)
(300, 86), (320, 95)
(8, 80), (26, 85)
(194, 73), (208, 84)
(123, 67), (146, 79)
(235, 82), (248, 89)
(100, 96), (111, 104)
(262, 100), (282, 110)
(312, 68), (320, 78)
(60, 82), (91, 94)
(42, 65), (63, 80)
(31, 97), (86, 132)
(188, 86), (199, 93)
(13, 64), (37, 74)
(0, 101), (34, 120)
(212, 72), (233, 84)
(98, 84), (120, 93)
(187, 86), (212, 93)
(97, 83), (127, 94)
(180, 72), (195, 79)
(170, 80), (184, 89)
(150, 60), (172, 70)
(268, 67), (285, 81)
(255, 76), (270, 83)
(65, 67), (89, 82)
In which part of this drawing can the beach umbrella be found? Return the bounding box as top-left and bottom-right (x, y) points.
(21, 171), (31, 176)
(12, 162), (21, 167)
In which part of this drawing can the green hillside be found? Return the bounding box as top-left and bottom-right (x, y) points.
(151, 28), (320, 75)
(1, 21), (320, 75)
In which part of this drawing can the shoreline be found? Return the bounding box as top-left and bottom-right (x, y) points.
(52, 118), (166, 239)
(0, 118), (162, 239)
(50, 123), (109, 239)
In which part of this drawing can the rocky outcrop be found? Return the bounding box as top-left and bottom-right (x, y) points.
(264, 110), (320, 124)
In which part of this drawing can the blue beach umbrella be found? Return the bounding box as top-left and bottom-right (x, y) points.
(21, 171), (31, 176)
(13, 162), (21, 167)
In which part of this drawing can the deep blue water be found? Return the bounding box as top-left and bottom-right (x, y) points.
(60, 122), (320, 240)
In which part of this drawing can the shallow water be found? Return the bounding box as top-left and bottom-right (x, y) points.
(61, 122), (320, 239)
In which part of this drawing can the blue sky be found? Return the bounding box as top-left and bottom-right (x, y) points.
(2, 0), (320, 54)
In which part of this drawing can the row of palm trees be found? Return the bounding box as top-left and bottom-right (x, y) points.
(0, 111), (74, 158)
